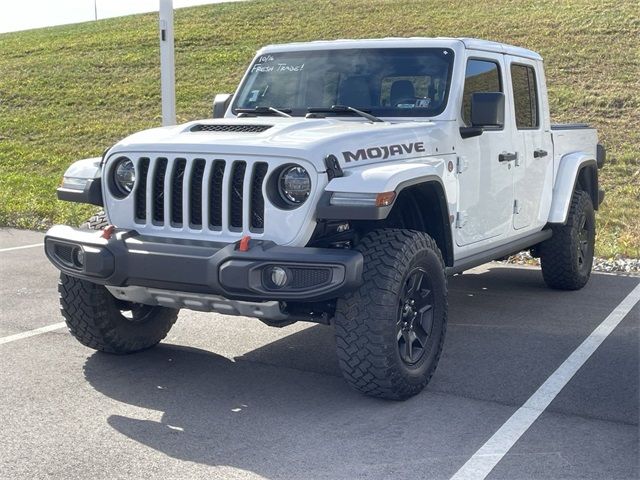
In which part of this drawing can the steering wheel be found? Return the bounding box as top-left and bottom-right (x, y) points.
(393, 97), (418, 107)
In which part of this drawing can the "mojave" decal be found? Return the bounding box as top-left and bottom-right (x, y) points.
(341, 142), (426, 163)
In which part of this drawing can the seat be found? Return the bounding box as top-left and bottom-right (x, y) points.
(390, 80), (416, 105)
(428, 84), (437, 102)
(338, 76), (372, 107)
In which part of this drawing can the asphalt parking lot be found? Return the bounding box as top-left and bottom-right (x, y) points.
(1, 227), (638, 480)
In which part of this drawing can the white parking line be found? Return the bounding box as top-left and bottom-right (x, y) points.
(450, 281), (640, 480)
(0, 243), (44, 253)
(0, 322), (67, 346)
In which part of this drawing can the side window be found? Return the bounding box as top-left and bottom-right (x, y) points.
(462, 59), (501, 126)
(510, 64), (539, 129)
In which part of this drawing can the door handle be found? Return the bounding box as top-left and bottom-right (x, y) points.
(498, 152), (518, 162)
(533, 149), (548, 158)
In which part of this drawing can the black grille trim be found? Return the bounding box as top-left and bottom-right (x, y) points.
(250, 162), (268, 231)
(152, 158), (168, 224)
(189, 159), (206, 228)
(209, 160), (226, 228)
(190, 124), (272, 133)
(54, 244), (74, 266)
(229, 161), (246, 229)
(170, 159), (187, 226)
(135, 158), (149, 222)
(290, 268), (331, 289)
(143, 156), (269, 233)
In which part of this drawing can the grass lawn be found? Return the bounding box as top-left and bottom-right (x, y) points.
(0, 0), (638, 257)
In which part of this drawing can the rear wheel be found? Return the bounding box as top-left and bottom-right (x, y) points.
(540, 190), (595, 290)
(334, 229), (448, 400)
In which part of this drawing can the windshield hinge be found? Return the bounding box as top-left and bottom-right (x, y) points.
(324, 154), (344, 180)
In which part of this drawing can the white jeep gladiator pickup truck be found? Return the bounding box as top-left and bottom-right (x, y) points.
(45, 37), (605, 400)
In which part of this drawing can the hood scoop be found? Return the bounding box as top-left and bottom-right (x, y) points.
(190, 124), (273, 133)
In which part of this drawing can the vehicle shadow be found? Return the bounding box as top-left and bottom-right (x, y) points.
(82, 266), (639, 479)
(83, 333), (430, 480)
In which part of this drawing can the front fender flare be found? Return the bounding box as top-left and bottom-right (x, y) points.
(56, 157), (103, 206)
(316, 162), (447, 221)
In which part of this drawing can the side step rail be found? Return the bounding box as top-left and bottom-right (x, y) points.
(446, 229), (552, 275)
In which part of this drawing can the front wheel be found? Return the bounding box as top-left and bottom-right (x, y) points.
(334, 229), (448, 400)
(59, 273), (178, 354)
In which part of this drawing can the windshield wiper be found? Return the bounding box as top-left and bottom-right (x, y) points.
(307, 105), (384, 123)
(236, 106), (292, 118)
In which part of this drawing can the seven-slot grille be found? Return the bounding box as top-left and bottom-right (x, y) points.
(133, 157), (269, 233)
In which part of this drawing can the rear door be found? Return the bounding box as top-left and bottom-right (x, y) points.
(456, 53), (515, 247)
(506, 57), (553, 231)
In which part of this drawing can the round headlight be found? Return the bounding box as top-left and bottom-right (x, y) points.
(113, 157), (135, 196)
(278, 166), (311, 205)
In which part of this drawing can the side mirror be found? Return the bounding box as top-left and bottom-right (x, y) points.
(212, 93), (232, 118)
(470, 92), (504, 127)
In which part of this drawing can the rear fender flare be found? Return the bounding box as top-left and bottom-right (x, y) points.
(548, 152), (597, 224)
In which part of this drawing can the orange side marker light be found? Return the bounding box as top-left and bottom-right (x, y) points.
(375, 191), (396, 207)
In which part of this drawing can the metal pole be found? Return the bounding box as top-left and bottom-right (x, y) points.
(159, 0), (176, 126)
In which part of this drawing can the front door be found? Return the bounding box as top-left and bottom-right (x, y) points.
(456, 54), (516, 247)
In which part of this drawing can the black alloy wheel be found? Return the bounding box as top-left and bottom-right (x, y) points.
(397, 268), (435, 366)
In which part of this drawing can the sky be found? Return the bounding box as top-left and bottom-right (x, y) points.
(0, 0), (242, 34)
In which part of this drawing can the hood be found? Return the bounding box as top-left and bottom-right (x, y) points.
(110, 117), (453, 172)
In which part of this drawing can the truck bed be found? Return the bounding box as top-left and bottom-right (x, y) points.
(550, 123), (591, 130)
(551, 123), (598, 172)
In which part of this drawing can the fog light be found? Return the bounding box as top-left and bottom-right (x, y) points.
(270, 267), (288, 288)
(73, 247), (85, 267)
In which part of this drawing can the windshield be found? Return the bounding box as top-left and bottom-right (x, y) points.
(233, 48), (455, 117)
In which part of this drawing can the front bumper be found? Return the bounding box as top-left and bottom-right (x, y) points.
(44, 226), (363, 302)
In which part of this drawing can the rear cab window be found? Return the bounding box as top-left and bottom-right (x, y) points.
(510, 63), (539, 129)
